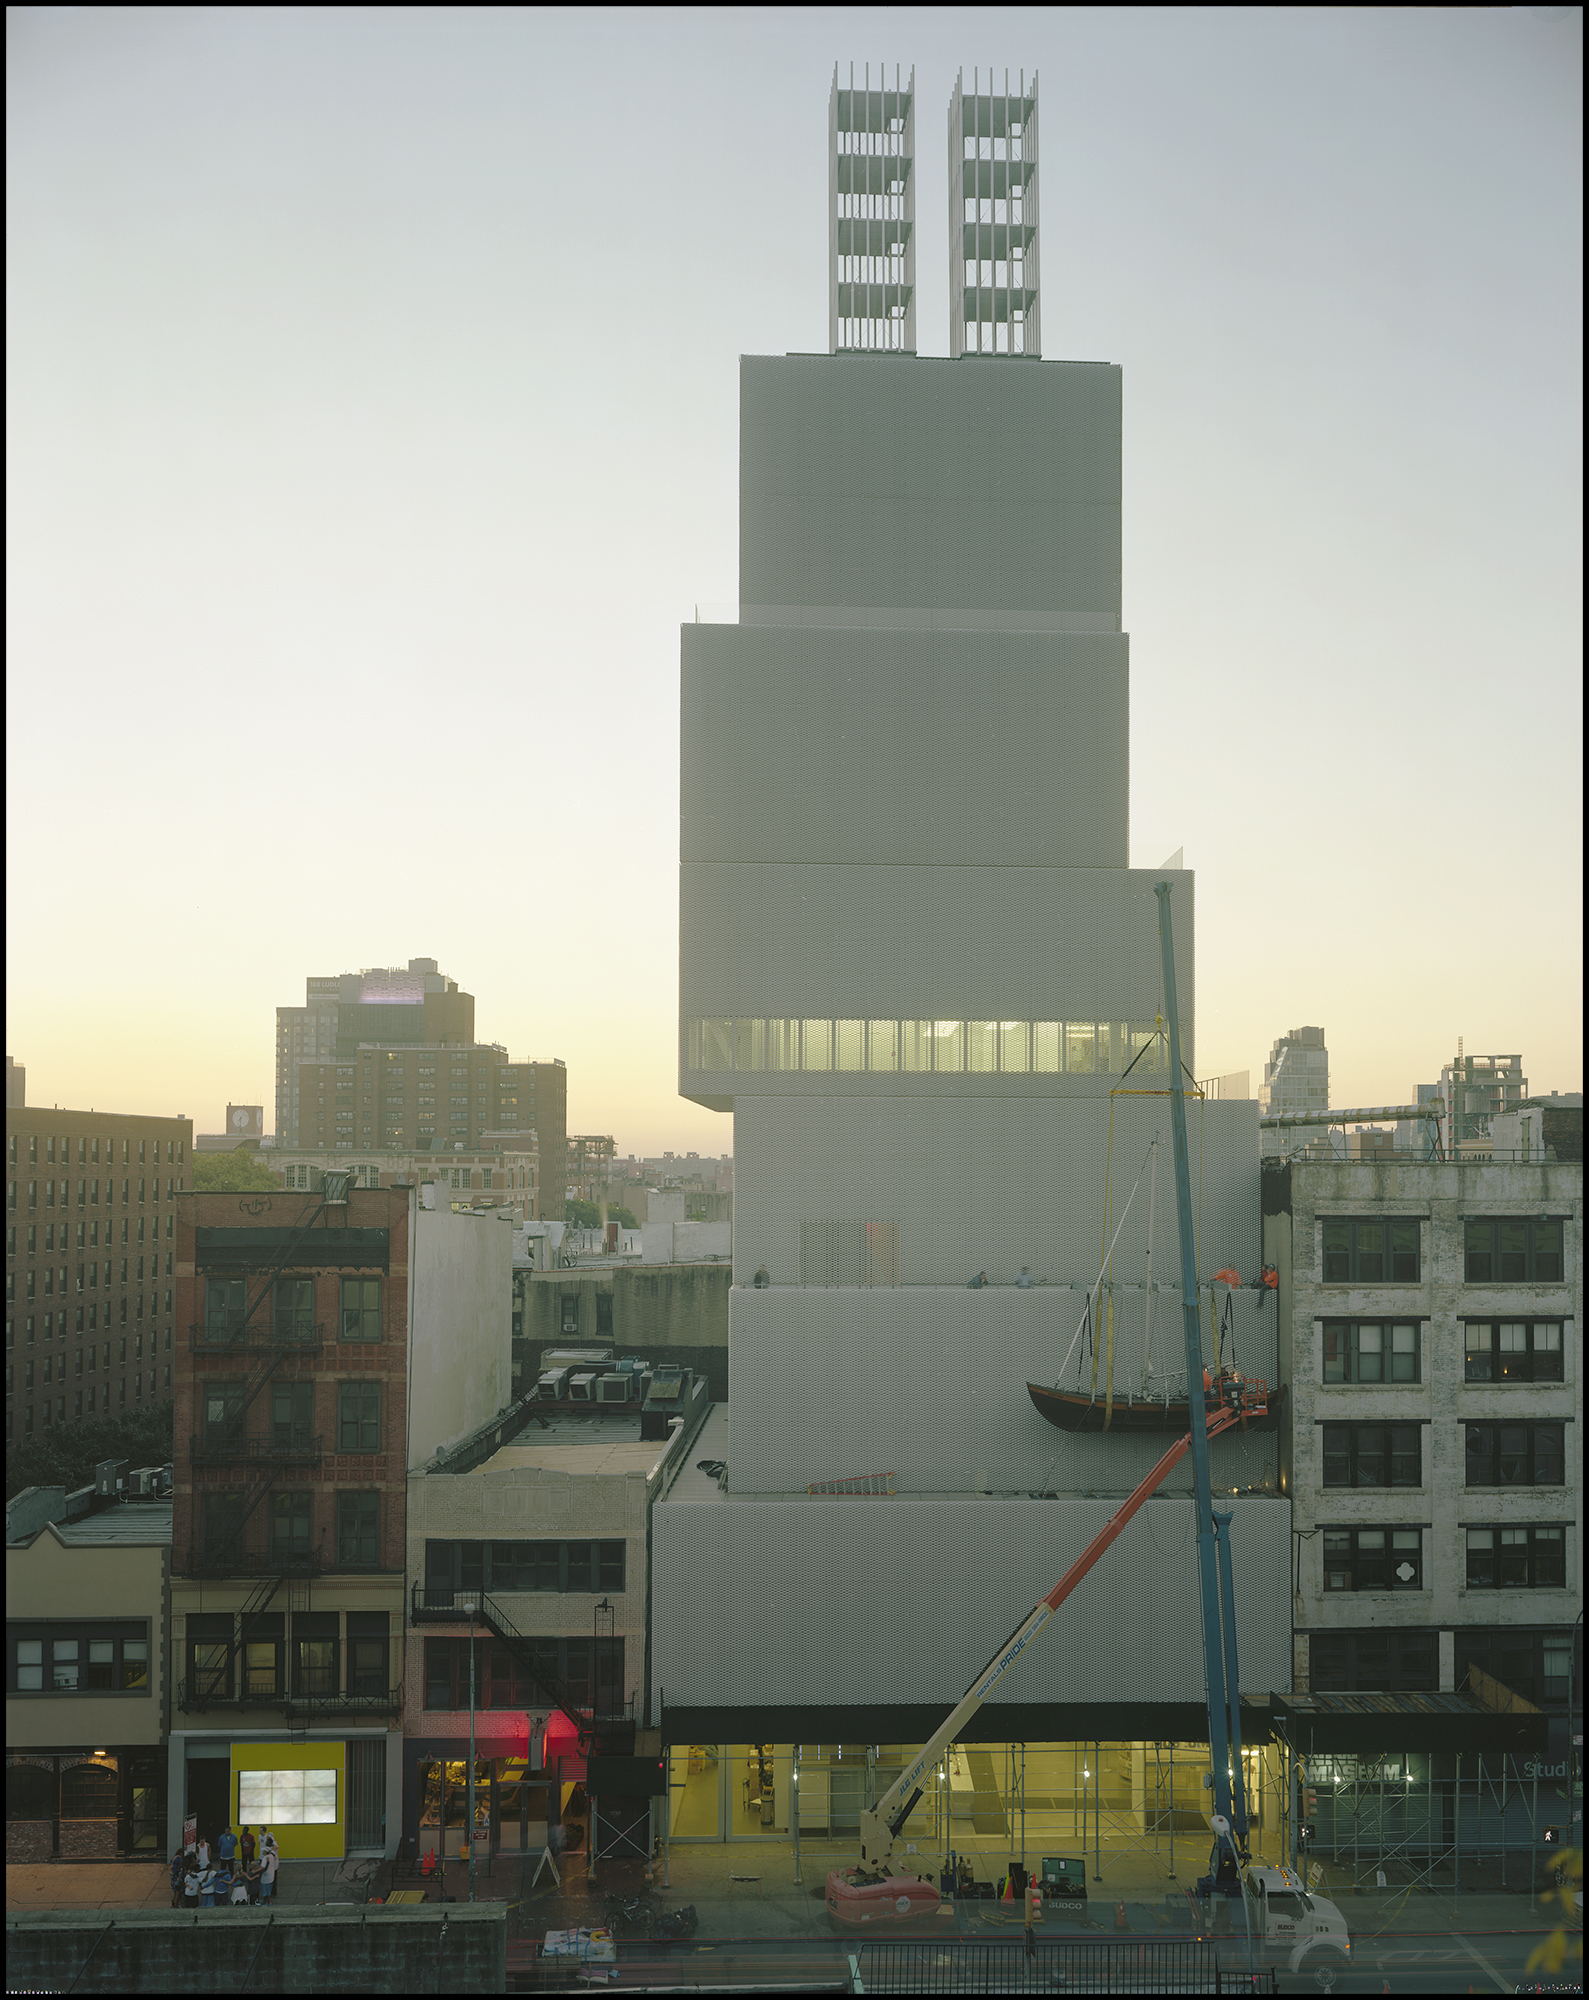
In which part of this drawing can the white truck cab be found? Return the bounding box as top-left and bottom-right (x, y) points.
(1241, 1864), (1352, 1973)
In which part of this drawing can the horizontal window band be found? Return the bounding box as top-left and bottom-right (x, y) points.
(685, 1016), (1189, 1079)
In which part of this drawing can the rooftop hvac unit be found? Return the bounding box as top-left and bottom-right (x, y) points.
(129, 1467), (159, 1499)
(544, 1347), (611, 1373)
(536, 1366), (571, 1403)
(596, 1374), (632, 1405)
(614, 1357), (648, 1375)
(94, 1458), (130, 1498)
(640, 1366), (691, 1441)
(568, 1371), (598, 1403)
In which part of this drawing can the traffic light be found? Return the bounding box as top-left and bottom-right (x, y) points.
(1304, 1788), (1317, 1814)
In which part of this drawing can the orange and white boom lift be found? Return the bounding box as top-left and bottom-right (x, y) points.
(829, 880), (1256, 1922)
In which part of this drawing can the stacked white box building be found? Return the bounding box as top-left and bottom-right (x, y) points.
(650, 66), (1286, 1855)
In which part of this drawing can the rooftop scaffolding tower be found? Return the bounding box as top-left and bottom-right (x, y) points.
(949, 67), (1040, 357)
(829, 62), (916, 353)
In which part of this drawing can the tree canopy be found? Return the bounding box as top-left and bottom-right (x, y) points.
(6, 1402), (175, 1503)
(191, 1148), (281, 1193)
(566, 1198), (639, 1232)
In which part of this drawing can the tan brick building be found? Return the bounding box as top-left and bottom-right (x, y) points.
(6, 1104), (192, 1448)
(295, 1049), (566, 1219)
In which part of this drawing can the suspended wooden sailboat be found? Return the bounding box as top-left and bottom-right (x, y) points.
(1025, 1036), (1282, 1436)
(1026, 1371), (1286, 1434)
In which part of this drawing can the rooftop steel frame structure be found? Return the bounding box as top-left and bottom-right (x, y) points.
(949, 67), (1040, 357)
(829, 62), (916, 353)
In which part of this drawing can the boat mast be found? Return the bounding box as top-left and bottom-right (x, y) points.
(1141, 1136), (1159, 1393)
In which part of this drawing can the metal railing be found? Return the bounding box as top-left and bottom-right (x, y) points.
(851, 1937), (1271, 1993)
(177, 1675), (401, 1717)
(181, 1544), (323, 1580)
(189, 1320), (324, 1354)
(189, 1431), (323, 1468)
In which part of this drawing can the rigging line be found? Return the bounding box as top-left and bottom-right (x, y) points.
(1050, 1139), (1156, 1391)
(1093, 1100), (1115, 1399)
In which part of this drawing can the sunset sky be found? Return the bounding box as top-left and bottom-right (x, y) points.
(7, 7), (1581, 1152)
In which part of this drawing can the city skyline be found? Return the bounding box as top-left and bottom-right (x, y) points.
(7, 8), (1582, 1154)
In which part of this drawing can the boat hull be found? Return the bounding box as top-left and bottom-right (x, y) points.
(1026, 1381), (1286, 1434)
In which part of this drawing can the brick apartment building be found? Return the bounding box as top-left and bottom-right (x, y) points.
(6, 1100), (193, 1449)
(168, 1182), (409, 1861)
(293, 1050), (566, 1220)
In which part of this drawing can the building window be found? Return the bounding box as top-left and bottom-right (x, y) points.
(201, 1490), (245, 1564)
(1321, 1423), (1420, 1488)
(1322, 1218), (1420, 1283)
(269, 1490), (311, 1557)
(1464, 1423), (1565, 1487)
(242, 1624), (283, 1700)
(8, 1622), (150, 1693)
(423, 1537), (625, 1597)
(186, 1614), (233, 1699)
(1322, 1321), (1419, 1383)
(1455, 1627), (1578, 1708)
(1463, 1321), (1564, 1382)
(596, 1294), (614, 1338)
(1323, 1527), (1422, 1591)
(203, 1380), (245, 1447)
(336, 1492), (379, 1567)
(271, 1381), (313, 1450)
(347, 1612), (389, 1696)
(1464, 1218), (1565, 1283)
(560, 1296), (579, 1336)
(339, 1277), (381, 1342)
(292, 1619), (338, 1698)
(1310, 1630), (1436, 1692)
(1465, 1525), (1567, 1588)
(205, 1277), (248, 1341)
(337, 1381), (380, 1452)
(273, 1277), (316, 1342)
(422, 1635), (623, 1711)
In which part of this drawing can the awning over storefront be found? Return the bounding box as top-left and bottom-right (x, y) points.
(1271, 1690), (1548, 1755)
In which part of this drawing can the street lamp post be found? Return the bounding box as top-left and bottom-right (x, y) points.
(591, 1598), (613, 1885)
(462, 1599), (479, 1905)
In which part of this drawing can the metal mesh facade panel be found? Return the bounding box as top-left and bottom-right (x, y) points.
(651, 1493), (1290, 1710)
(730, 1095), (1258, 1284)
(680, 866), (1181, 1032)
(681, 624), (1127, 869)
(725, 1283), (1278, 1496)
(739, 355), (1121, 618)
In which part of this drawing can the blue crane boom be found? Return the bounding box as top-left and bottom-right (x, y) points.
(1155, 878), (1250, 1857)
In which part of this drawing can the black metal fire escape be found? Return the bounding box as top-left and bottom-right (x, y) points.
(184, 1179), (347, 1710)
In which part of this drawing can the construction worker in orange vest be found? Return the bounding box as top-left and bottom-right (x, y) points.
(1024, 1870), (1042, 1959)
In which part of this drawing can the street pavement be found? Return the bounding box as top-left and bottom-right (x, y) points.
(7, 1849), (1581, 1992)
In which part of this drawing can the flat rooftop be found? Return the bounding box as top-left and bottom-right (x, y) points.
(39, 1503), (173, 1547)
(662, 1404), (731, 1503)
(474, 1408), (672, 1478)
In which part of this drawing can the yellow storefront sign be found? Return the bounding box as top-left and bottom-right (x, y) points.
(230, 1740), (346, 1861)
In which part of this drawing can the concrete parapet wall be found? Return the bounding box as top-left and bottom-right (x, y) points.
(6, 1905), (507, 1994)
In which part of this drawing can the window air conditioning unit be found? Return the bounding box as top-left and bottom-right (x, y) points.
(596, 1373), (632, 1405)
(536, 1366), (571, 1403)
(568, 1371), (598, 1403)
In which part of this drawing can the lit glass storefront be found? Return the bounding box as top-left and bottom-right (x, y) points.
(414, 1757), (562, 1857)
(664, 1740), (1281, 1869)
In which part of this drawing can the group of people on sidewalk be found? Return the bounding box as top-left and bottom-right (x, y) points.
(169, 1825), (279, 1910)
